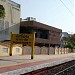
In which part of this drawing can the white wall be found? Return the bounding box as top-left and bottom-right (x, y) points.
(0, 45), (9, 56)
(12, 46), (22, 55)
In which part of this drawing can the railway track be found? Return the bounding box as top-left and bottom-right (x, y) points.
(55, 64), (75, 75)
(21, 60), (75, 75)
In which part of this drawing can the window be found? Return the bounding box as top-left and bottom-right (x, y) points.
(2, 48), (8, 53)
(16, 48), (20, 53)
(35, 33), (37, 38)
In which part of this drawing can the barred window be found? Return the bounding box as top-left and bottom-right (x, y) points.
(16, 48), (20, 53)
(2, 48), (8, 53)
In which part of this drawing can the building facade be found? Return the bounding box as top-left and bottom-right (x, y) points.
(60, 32), (70, 47)
(20, 19), (62, 47)
(0, 0), (20, 41)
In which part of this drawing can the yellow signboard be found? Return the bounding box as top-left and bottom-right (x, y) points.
(11, 34), (34, 45)
(10, 32), (35, 59)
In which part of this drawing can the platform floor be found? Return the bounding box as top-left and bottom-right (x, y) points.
(0, 53), (75, 75)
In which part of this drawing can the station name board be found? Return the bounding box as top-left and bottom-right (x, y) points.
(11, 33), (35, 46)
(10, 32), (35, 59)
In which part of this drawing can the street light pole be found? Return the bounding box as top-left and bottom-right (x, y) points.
(48, 30), (50, 55)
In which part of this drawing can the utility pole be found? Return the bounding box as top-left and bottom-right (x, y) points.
(48, 30), (50, 55)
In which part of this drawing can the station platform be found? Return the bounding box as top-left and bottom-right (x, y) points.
(0, 53), (75, 75)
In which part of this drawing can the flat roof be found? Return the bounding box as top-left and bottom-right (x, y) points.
(8, 0), (20, 8)
(20, 21), (62, 32)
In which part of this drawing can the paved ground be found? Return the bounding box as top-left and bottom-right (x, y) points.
(0, 53), (75, 75)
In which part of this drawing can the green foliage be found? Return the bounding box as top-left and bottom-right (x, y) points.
(0, 9), (5, 18)
(64, 34), (75, 50)
(0, 5), (5, 18)
(63, 37), (69, 41)
(65, 43), (73, 49)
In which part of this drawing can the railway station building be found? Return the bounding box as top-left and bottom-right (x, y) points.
(20, 17), (62, 47)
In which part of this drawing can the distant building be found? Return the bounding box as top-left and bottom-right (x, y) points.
(60, 32), (70, 47)
(61, 32), (69, 37)
(0, 0), (20, 41)
(20, 18), (62, 47)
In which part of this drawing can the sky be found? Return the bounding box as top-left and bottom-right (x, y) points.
(12, 0), (74, 34)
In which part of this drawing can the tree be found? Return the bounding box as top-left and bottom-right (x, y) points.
(0, 5), (5, 19)
(64, 34), (75, 52)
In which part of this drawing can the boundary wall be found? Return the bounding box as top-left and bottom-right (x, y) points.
(0, 42), (71, 56)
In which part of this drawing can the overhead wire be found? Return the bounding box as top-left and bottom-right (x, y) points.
(68, 0), (73, 6)
(59, 0), (73, 16)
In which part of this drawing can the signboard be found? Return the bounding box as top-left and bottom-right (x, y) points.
(11, 34), (34, 46)
(10, 32), (35, 59)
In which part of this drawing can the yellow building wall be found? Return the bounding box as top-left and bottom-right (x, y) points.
(34, 46), (41, 54)
(0, 45), (9, 56)
(12, 46), (22, 55)
(0, 0), (20, 26)
(55, 47), (59, 55)
(0, 44), (22, 56)
(0, 0), (20, 41)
